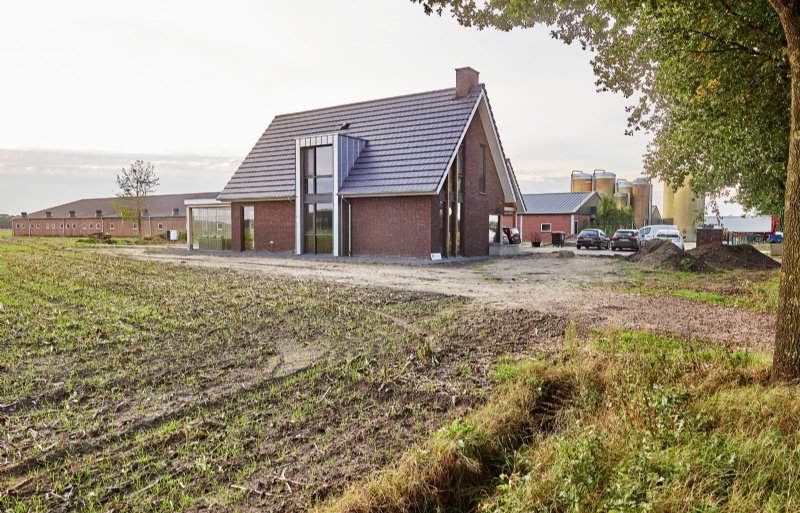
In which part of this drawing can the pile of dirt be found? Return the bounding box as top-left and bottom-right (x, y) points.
(689, 244), (780, 271)
(627, 239), (706, 271)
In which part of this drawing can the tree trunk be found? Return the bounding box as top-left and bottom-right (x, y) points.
(772, 6), (800, 381)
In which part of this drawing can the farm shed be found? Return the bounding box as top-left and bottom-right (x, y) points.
(518, 192), (600, 244)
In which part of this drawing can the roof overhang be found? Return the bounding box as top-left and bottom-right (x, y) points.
(435, 90), (523, 210)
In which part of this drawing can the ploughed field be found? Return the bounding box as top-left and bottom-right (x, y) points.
(0, 240), (565, 512)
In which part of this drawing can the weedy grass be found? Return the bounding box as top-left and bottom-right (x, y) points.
(0, 229), (12, 239)
(321, 330), (800, 513)
(0, 239), (561, 513)
(620, 267), (780, 312)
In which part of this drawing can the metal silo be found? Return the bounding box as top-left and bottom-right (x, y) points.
(570, 170), (593, 192)
(662, 182), (675, 221)
(631, 178), (652, 229)
(673, 175), (705, 242)
(617, 179), (633, 199)
(614, 192), (629, 209)
(593, 169), (617, 197)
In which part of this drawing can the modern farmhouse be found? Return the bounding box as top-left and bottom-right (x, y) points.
(186, 67), (523, 258)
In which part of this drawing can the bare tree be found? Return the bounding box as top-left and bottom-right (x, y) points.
(114, 160), (159, 239)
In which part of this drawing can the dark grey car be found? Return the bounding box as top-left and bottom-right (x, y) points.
(611, 229), (640, 251)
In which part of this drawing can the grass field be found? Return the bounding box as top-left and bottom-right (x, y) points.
(0, 239), (564, 512)
(321, 330), (800, 513)
(620, 268), (780, 312)
(0, 229), (11, 239)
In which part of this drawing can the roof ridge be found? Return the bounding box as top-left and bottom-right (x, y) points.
(273, 86), (477, 119)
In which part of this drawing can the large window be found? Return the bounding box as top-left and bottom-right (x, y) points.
(304, 203), (333, 254)
(489, 214), (500, 244)
(302, 145), (334, 254)
(243, 205), (255, 251)
(191, 207), (232, 250)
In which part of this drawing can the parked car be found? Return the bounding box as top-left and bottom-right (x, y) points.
(610, 229), (639, 251)
(503, 227), (521, 244)
(654, 229), (684, 250)
(576, 229), (610, 250)
(638, 224), (679, 246)
(769, 231), (784, 243)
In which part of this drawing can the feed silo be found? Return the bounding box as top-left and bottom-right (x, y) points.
(570, 170), (593, 192)
(673, 175), (705, 242)
(593, 170), (617, 197)
(631, 178), (652, 229)
(614, 192), (629, 209)
(617, 179), (633, 200)
(662, 182), (674, 221)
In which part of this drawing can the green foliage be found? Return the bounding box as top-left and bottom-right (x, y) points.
(594, 195), (632, 234)
(621, 268), (780, 312)
(0, 213), (12, 230)
(480, 330), (800, 513)
(414, 1), (787, 213)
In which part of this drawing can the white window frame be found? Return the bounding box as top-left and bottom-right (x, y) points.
(541, 223), (552, 232)
(133, 223), (139, 231)
(109, 223), (115, 231)
(157, 223), (164, 231)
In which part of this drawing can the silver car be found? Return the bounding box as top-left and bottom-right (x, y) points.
(638, 224), (679, 246)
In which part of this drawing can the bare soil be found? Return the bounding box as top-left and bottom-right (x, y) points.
(627, 239), (707, 271)
(689, 243), (781, 271)
(118, 247), (775, 350)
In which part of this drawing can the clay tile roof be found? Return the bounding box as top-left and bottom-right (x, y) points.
(218, 86), (485, 201)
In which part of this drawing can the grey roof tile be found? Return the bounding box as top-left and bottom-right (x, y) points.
(218, 86), (483, 200)
(522, 192), (598, 214)
(21, 192), (219, 220)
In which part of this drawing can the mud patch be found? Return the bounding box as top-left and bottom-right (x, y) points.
(689, 243), (780, 271)
(627, 239), (706, 271)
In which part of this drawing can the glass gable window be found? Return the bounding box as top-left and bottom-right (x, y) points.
(191, 207), (232, 250)
(302, 145), (334, 254)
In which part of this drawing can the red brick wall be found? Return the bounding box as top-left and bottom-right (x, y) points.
(518, 214), (592, 244)
(231, 203), (243, 251)
(11, 217), (185, 238)
(461, 113), (506, 257)
(232, 201), (295, 252)
(350, 196), (432, 258)
(255, 201), (295, 252)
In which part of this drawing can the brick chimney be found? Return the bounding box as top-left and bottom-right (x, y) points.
(455, 67), (480, 98)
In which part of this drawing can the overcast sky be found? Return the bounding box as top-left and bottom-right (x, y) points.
(0, 0), (744, 215)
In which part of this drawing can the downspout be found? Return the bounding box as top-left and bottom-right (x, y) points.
(342, 197), (352, 257)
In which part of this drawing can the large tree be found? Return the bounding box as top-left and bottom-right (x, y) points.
(115, 160), (159, 240)
(414, 0), (800, 380)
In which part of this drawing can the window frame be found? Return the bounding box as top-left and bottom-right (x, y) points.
(541, 223), (552, 232)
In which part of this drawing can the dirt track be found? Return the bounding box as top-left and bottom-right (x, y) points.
(117, 248), (775, 350)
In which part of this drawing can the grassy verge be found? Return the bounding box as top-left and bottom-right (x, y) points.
(0, 239), (563, 512)
(620, 267), (780, 312)
(0, 229), (11, 239)
(322, 330), (800, 512)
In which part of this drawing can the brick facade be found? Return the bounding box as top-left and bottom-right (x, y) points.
(461, 113), (506, 257)
(231, 201), (296, 252)
(517, 214), (592, 244)
(11, 217), (185, 238)
(350, 196), (433, 258)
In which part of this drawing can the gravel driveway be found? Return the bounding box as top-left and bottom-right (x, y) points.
(115, 247), (775, 350)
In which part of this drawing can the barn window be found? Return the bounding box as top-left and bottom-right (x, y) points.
(109, 223), (115, 231)
(541, 223), (552, 232)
